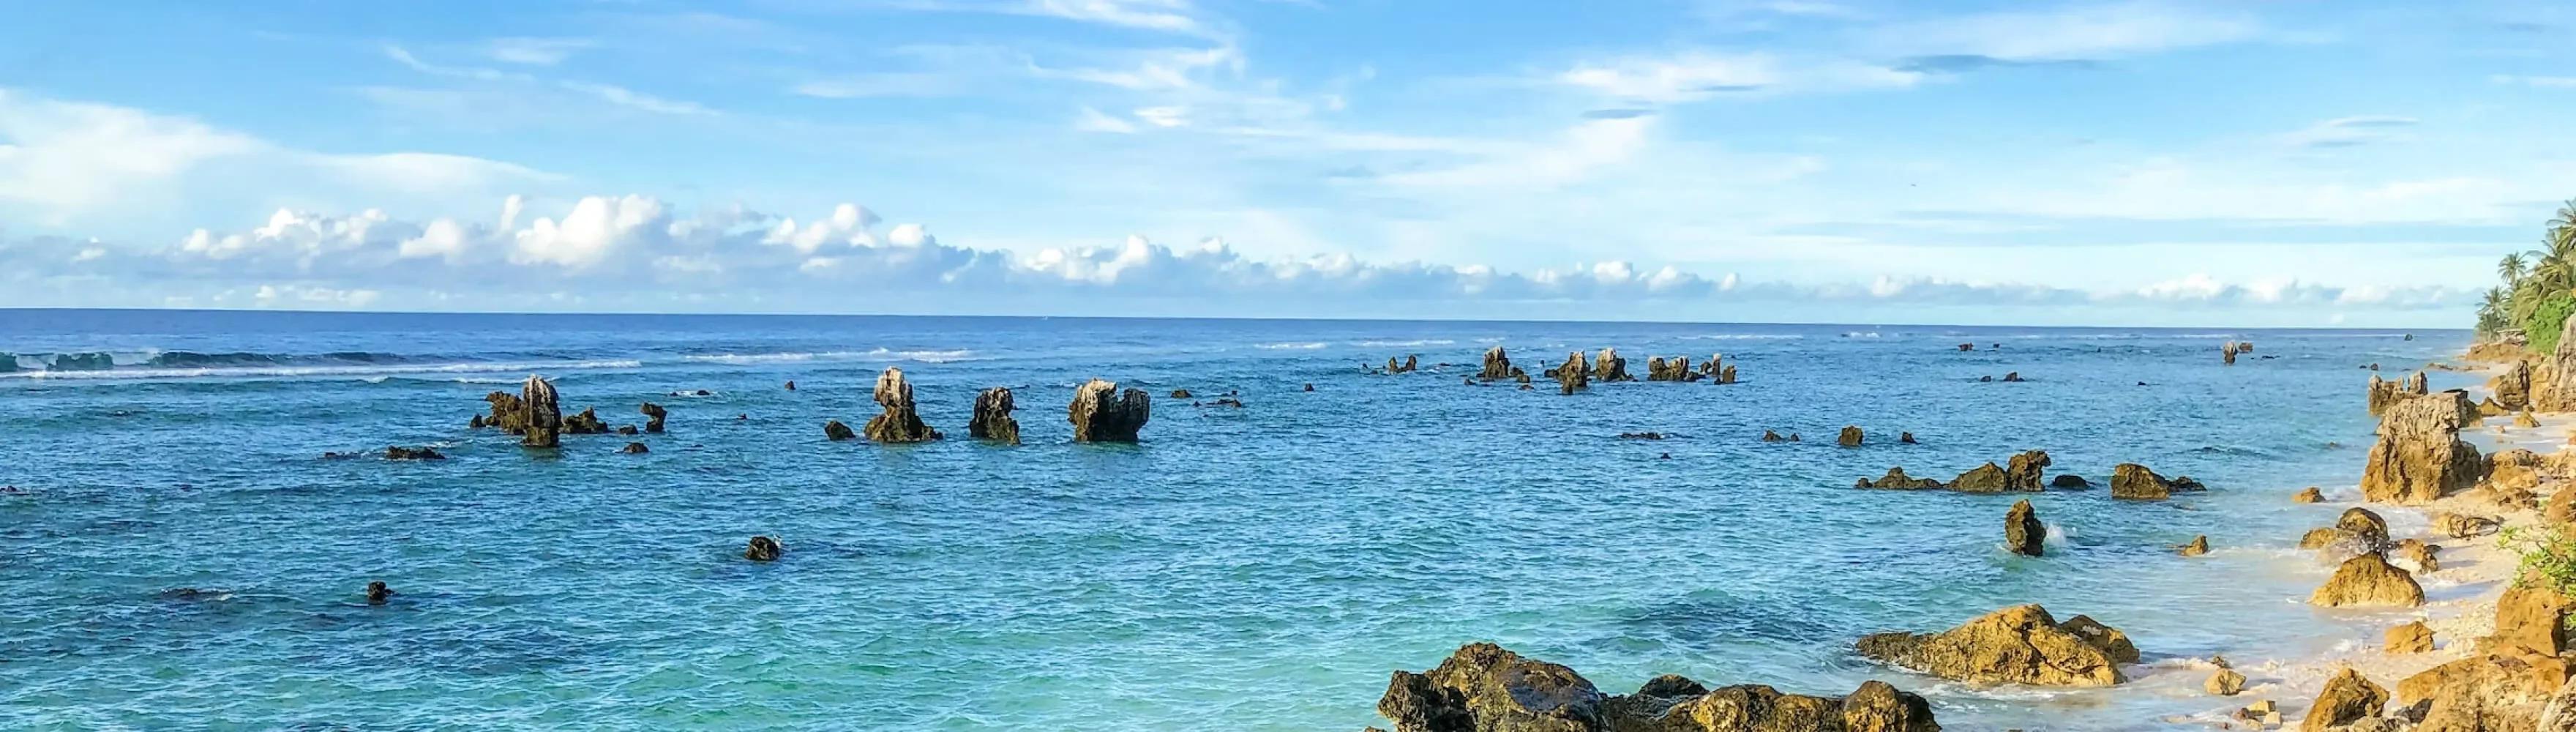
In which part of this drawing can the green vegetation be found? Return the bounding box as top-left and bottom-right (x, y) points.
(2502, 526), (2576, 600)
(2476, 199), (2576, 349)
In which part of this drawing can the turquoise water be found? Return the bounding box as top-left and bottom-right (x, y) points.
(0, 310), (2471, 730)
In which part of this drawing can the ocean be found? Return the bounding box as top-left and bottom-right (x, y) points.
(0, 310), (2476, 730)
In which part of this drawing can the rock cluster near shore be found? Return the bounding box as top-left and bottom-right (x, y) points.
(2360, 392), (2487, 505)
(1856, 604), (2132, 687)
(2005, 499), (2044, 556)
(1854, 450), (2057, 493)
(2110, 463), (2206, 501)
(2368, 372), (2431, 416)
(862, 367), (941, 443)
(1371, 642), (1939, 732)
(970, 387), (1020, 444)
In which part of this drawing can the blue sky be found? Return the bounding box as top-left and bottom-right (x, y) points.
(1, 0), (2569, 326)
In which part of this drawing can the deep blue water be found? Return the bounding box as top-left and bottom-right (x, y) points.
(0, 310), (2475, 730)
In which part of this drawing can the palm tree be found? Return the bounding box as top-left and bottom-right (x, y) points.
(2503, 252), (2530, 284)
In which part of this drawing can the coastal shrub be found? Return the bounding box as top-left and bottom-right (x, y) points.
(2502, 526), (2576, 606)
(2524, 292), (2576, 355)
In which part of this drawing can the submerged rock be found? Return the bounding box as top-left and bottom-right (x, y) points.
(384, 446), (446, 460)
(621, 441), (648, 454)
(2051, 474), (2091, 489)
(746, 535), (782, 561)
(1068, 378), (1151, 442)
(1855, 604), (2130, 687)
(1838, 426), (1865, 447)
(2294, 486), (2325, 503)
(2005, 499), (2044, 556)
(1856, 467), (1944, 490)
(2207, 668), (2246, 696)
(1385, 355), (1419, 374)
(2360, 393), (2487, 505)
(640, 403), (667, 433)
(970, 387), (1021, 444)
(2305, 668), (2388, 732)
(2309, 552), (2424, 608)
(862, 367), (942, 443)
(1761, 430), (1786, 442)
(564, 407), (609, 435)
(2109, 463), (2204, 501)
(365, 580), (394, 605)
(2179, 535), (2210, 556)
(1373, 642), (1939, 732)
(1899, 432), (1917, 444)
(823, 419), (856, 441)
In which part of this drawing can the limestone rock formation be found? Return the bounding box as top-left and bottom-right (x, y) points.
(862, 367), (942, 443)
(2397, 650), (2564, 732)
(640, 403), (667, 433)
(2392, 539), (2440, 575)
(1372, 642), (1940, 732)
(2294, 486), (2325, 503)
(1855, 604), (2129, 687)
(2179, 535), (2210, 556)
(2301, 507), (2395, 556)
(2109, 463), (2204, 500)
(1950, 450), (2052, 493)
(2304, 668), (2388, 732)
(2494, 583), (2572, 655)
(1068, 379), (1151, 442)
(2005, 499), (2045, 556)
(2223, 341), (2242, 365)
(1479, 347), (1514, 381)
(2360, 393), (2487, 505)
(1718, 364), (1738, 384)
(2498, 359), (2536, 411)
(823, 419), (856, 441)
(1838, 426), (1865, 447)
(2546, 315), (2576, 411)
(1556, 352), (1590, 395)
(1645, 356), (1698, 381)
(2385, 621), (2433, 654)
(2208, 668), (2246, 696)
(970, 387), (1021, 444)
(2309, 552), (2425, 608)
(1856, 468), (1944, 490)
(2542, 681), (2576, 732)
(1592, 348), (1633, 382)
(2368, 373), (2430, 417)
(518, 376), (563, 448)
(2051, 474), (2091, 489)
(2433, 512), (2501, 539)
(1762, 430), (1786, 442)
(745, 535), (782, 561)
(564, 407), (608, 435)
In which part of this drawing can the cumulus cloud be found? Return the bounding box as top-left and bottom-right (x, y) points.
(0, 194), (2474, 314)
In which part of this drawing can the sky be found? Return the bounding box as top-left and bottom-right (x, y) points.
(1, 0), (2570, 326)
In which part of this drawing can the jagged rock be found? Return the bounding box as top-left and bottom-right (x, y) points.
(2005, 499), (2044, 556)
(1856, 467), (1944, 490)
(2110, 463), (2204, 500)
(1592, 348), (1633, 382)
(1068, 378), (1151, 442)
(2542, 679), (2576, 732)
(1838, 426), (1865, 447)
(2397, 650), (2566, 732)
(2002, 372), (2023, 382)
(2310, 552), (2425, 608)
(469, 414), (487, 429)
(50, 352), (113, 370)
(2304, 668), (2389, 732)
(2523, 411), (2545, 429)
(1555, 352), (1590, 395)
(621, 441), (648, 454)
(745, 535), (782, 561)
(1761, 430), (1783, 442)
(970, 387), (1021, 444)
(1697, 355), (1723, 381)
(2302, 507), (2395, 557)
(2223, 341), (2241, 365)
(1718, 365), (1737, 384)
(1171, 389), (1194, 398)
(785, 380), (795, 391)
(1857, 605), (2129, 687)
(2179, 535), (2209, 556)
(862, 367), (941, 443)
(2433, 512), (2500, 539)
(564, 407), (608, 435)
(2209, 668), (2247, 696)
(2496, 359), (2536, 411)
(1944, 451), (2051, 493)
(1385, 355), (1419, 374)
(640, 403), (667, 433)
(2486, 449), (2547, 496)
(1479, 347), (1514, 381)
(2368, 373), (2430, 416)
(2295, 486), (2325, 503)
(2051, 474), (2090, 489)
(384, 446), (445, 460)
(365, 580), (394, 605)
(482, 391), (527, 433)
(519, 376), (563, 448)
(2361, 393), (2487, 505)
(2386, 621), (2434, 654)
(2495, 583), (2573, 655)
(1644, 355), (1699, 381)
(2392, 539), (2440, 574)
(2546, 316), (2576, 411)
(1899, 432), (1917, 444)
(2483, 397), (2513, 417)
(1372, 642), (1939, 732)
(823, 419), (856, 441)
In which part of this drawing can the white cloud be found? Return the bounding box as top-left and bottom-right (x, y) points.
(486, 37), (595, 66)
(0, 89), (262, 219)
(1074, 106), (1141, 133)
(1871, 1), (2258, 61)
(2280, 116), (2417, 149)
(385, 45), (714, 116)
(1552, 51), (1921, 102)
